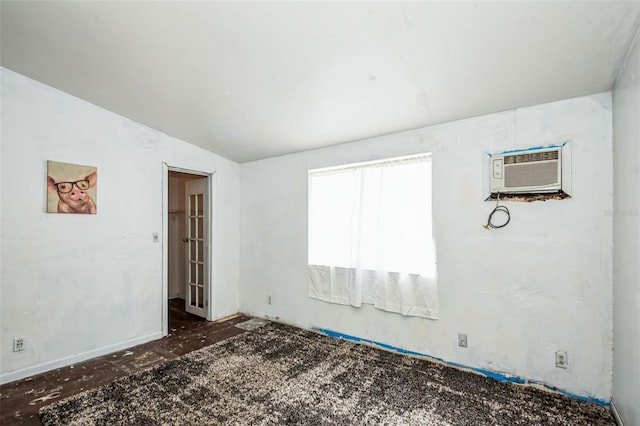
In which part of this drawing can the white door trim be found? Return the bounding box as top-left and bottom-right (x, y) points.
(162, 162), (216, 336)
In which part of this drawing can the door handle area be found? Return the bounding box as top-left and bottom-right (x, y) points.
(182, 238), (189, 243)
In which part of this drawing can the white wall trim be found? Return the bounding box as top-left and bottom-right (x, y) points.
(207, 172), (217, 321)
(0, 332), (162, 385)
(611, 398), (624, 426)
(162, 162), (170, 336)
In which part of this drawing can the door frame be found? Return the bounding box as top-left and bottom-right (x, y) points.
(162, 162), (216, 337)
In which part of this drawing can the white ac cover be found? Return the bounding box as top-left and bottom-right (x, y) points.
(490, 147), (562, 194)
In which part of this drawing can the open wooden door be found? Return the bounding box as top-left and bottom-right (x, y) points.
(184, 177), (208, 317)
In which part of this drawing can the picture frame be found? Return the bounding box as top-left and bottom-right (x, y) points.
(46, 160), (98, 214)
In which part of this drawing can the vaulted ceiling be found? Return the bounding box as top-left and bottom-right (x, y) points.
(2, 1), (639, 162)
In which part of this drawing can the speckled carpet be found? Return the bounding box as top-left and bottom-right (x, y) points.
(40, 321), (614, 425)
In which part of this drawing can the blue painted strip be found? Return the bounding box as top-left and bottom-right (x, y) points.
(496, 142), (566, 155)
(313, 327), (609, 407)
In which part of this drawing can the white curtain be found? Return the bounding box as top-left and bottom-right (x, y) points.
(308, 154), (438, 319)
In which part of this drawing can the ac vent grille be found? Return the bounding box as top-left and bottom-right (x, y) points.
(504, 150), (558, 164)
(504, 162), (559, 188)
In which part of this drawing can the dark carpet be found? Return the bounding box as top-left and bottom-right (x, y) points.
(40, 320), (614, 425)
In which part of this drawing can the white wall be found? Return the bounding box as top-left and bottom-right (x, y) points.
(612, 27), (640, 425)
(240, 93), (613, 401)
(0, 68), (240, 383)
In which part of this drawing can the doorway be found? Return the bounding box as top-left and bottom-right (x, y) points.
(165, 168), (212, 334)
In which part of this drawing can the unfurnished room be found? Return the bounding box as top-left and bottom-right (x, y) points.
(1, 1), (639, 425)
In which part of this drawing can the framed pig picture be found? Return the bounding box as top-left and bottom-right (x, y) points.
(47, 161), (98, 214)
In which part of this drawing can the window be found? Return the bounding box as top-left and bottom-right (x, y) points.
(308, 153), (438, 319)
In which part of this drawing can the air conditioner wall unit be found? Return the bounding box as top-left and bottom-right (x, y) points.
(489, 144), (570, 195)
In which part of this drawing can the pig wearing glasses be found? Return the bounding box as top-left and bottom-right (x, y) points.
(47, 171), (97, 214)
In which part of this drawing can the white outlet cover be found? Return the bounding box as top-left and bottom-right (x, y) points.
(458, 333), (468, 347)
(13, 337), (25, 352)
(555, 351), (568, 368)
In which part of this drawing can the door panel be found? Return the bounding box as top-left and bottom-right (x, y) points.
(185, 178), (208, 317)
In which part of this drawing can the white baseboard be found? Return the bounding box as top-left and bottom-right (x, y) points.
(0, 332), (163, 385)
(611, 398), (624, 426)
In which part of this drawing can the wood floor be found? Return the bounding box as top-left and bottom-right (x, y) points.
(0, 299), (250, 425)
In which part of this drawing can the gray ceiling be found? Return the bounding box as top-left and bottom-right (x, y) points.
(2, 1), (640, 163)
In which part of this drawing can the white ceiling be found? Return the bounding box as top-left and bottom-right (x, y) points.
(2, 1), (640, 163)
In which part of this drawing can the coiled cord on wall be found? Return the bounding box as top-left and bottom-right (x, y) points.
(483, 193), (510, 229)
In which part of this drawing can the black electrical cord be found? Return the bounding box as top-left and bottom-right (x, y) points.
(483, 193), (510, 229)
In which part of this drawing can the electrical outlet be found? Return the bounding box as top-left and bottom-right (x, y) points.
(555, 351), (568, 368)
(13, 337), (25, 352)
(152, 232), (160, 243)
(458, 333), (467, 348)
